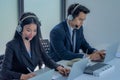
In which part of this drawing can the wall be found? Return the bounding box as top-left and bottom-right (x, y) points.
(0, 0), (18, 54)
(1, 0), (120, 54)
(66, 0), (120, 50)
(24, 0), (61, 39)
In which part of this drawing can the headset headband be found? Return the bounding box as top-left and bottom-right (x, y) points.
(20, 15), (37, 22)
(71, 4), (80, 15)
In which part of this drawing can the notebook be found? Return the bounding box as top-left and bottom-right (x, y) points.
(67, 58), (81, 67)
(29, 68), (54, 80)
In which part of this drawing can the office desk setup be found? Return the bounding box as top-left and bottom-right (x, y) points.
(74, 58), (120, 80)
(74, 43), (120, 80)
(28, 58), (120, 80)
(29, 43), (120, 80)
(28, 59), (79, 80)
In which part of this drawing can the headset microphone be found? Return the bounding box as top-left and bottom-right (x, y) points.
(75, 25), (78, 28)
(25, 37), (29, 41)
(16, 27), (29, 41)
(16, 15), (37, 41)
(75, 25), (79, 29)
(17, 31), (29, 41)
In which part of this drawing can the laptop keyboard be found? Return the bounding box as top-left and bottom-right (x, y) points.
(88, 63), (107, 71)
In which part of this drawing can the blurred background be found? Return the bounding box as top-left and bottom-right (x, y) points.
(0, 0), (120, 55)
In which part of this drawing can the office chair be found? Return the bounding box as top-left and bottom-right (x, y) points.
(0, 54), (4, 70)
(40, 39), (50, 54)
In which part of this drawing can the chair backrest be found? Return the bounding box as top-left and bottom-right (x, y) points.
(0, 54), (4, 70)
(40, 39), (50, 54)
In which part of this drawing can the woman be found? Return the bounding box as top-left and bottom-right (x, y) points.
(1, 12), (70, 80)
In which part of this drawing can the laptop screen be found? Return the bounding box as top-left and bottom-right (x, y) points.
(104, 43), (119, 63)
(67, 58), (89, 80)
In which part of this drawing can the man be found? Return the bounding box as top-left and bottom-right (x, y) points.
(49, 3), (105, 62)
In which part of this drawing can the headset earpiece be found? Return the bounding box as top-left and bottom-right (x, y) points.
(67, 4), (80, 21)
(67, 14), (73, 21)
(16, 15), (37, 33)
(16, 21), (22, 33)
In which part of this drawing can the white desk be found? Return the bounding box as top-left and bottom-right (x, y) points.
(29, 60), (71, 80)
(74, 58), (120, 80)
(29, 58), (120, 80)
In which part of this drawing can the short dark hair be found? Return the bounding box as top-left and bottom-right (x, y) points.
(67, 3), (90, 18)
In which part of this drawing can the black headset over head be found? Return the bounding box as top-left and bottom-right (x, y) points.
(16, 15), (39, 33)
(67, 4), (80, 21)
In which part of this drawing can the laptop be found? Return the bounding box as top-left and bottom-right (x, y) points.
(84, 43), (119, 76)
(29, 68), (54, 80)
(91, 43), (119, 62)
(67, 58), (89, 80)
(104, 43), (119, 63)
(54, 58), (89, 80)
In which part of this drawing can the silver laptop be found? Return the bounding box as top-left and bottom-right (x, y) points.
(83, 43), (119, 76)
(29, 68), (54, 80)
(69, 42), (119, 77)
(104, 43), (119, 63)
(54, 58), (89, 80)
(92, 43), (119, 63)
(67, 58), (89, 80)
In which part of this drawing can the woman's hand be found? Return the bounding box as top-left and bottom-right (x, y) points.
(56, 66), (70, 76)
(20, 73), (36, 80)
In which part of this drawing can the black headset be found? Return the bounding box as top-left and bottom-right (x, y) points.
(67, 4), (80, 20)
(16, 15), (38, 33)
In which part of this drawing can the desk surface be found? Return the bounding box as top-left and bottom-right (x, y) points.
(29, 58), (120, 80)
(74, 58), (120, 80)
(29, 60), (71, 80)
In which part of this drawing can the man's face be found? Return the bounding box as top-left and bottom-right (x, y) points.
(72, 12), (87, 29)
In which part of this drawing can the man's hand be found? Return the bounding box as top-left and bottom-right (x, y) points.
(89, 50), (105, 61)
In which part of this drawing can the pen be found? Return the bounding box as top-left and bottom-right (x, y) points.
(27, 67), (32, 73)
(84, 49), (88, 58)
(86, 49), (88, 54)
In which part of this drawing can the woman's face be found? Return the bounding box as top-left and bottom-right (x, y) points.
(22, 23), (37, 41)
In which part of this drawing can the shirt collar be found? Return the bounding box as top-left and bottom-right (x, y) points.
(67, 21), (74, 36)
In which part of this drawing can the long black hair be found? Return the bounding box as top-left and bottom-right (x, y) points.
(14, 12), (41, 40)
(14, 12), (44, 67)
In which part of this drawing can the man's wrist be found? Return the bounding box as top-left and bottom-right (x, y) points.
(93, 50), (98, 53)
